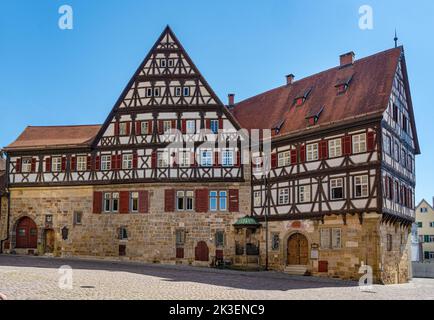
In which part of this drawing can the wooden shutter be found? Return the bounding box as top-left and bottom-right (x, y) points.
(139, 190), (149, 213)
(343, 136), (352, 155)
(219, 118), (224, 130)
(191, 151), (197, 167)
(151, 151), (157, 168)
(95, 156), (100, 171)
(195, 189), (209, 213)
(290, 149), (297, 165)
(61, 157), (67, 171)
(165, 189), (175, 212)
(93, 192), (102, 214)
(15, 158), (22, 173)
(176, 247), (184, 259)
(229, 189), (239, 212)
(136, 121), (141, 136)
(172, 120), (177, 131)
(320, 140), (328, 159)
(147, 120), (153, 134)
(126, 122), (131, 136)
(114, 121), (120, 136)
(31, 158), (37, 173)
(87, 156), (91, 171)
(300, 145), (306, 163)
(111, 155), (117, 170)
(367, 132), (375, 151)
(133, 152), (138, 169)
(120, 191), (130, 214)
(214, 151), (219, 167)
(181, 120), (187, 134)
(205, 119), (211, 130)
(45, 157), (51, 172)
(71, 156), (76, 171)
(271, 153), (277, 168)
(158, 120), (164, 134)
(236, 151), (241, 167)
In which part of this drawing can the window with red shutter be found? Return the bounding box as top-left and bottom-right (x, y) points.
(367, 132), (375, 152)
(300, 145), (306, 163)
(205, 119), (211, 130)
(320, 140), (328, 159)
(271, 153), (277, 168)
(290, 149), (297, 165)
(114, 121), (120, 136)
(219, 118), (223, 130)
(15, 158), (22, 173)
(93, 192), (102, 214)
(133, 152), (138, 169)
(126, 122), (131, 136)
(120, 191), (130, 214)
(172, 120), (177, 131)
(214, 151), (219, 167)
(95, 156), (101, 171)
(136, 121), (141, 136)
(343, 136), (352, 155)
(229, 189), (239, 212)
(151, 151), (157, 168)
(45, 157), (51, 172)
(71, 156), (76, 171)
(148, 121), (153, 134)
(31, 158), (37, 173)
(111, 155), (117, 171)
(195, 189), (209, 213)
(165, 189), (175, 212)
(61, 157), (67, 172)
(158, 120), (164, 134)
(87, 155), (92, 171)
(181, 119), (187, 134)
(139, 191), (149, 213)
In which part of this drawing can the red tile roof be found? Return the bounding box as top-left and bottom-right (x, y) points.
(232, 47), (402, 137)
(4, 125), (101, 151)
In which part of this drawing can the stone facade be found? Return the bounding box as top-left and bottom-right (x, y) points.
(0, 195), (8, 246)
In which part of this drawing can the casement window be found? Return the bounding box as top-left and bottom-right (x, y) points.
(222, 149), (234, 167)
(154, 87), (160, 97)
(119, 122), (128, 136)
(104, 193), (111, 212)
(104, 192), (119, 213)
(176, 191), (194, 211)
(21, 158), (32, 173)
(394, 182), (400, 204)
(278, 151), (291, 167)
(394, 142), (400, 161)
(157, 151), (169, 168)
(210, 120), (219, 134)
(328, 139), (342, 158)
(215, 231), (225, 247)
(271, 233), (280, 250)
(420, 208), (428, 213)
(402, 115), (408, 133)
(77, 156), (87, 172)
(425, 252), (434, 260)
(167, 59), (174, 68)
(200, 149), (213, 167)
(306, 143), (319, 161)
(320, 228), (342, 249)
(209, 191), (228, 212)
(183, 87), (190, 97)
(429, 222), (434, 228)
(73, 211), (83, 225)
(417, 222), (423, 228)
(278, 188), (290, 205)
(160, 59), (166, 67)
(179, 151), (190, 167)
(354, 175), (369, 198)
(407, 155), (413, 173)
(141, 121), (149, 135)
(387, 234), (393, 251)
(393, 104), (399, 123)
(424, 235), (434, 243)
(130, 192), (139, 213)
(146, 88), (153, 97)
(299, 185), (311, 203)
(52, 157), (62, 172)
(175, 87), (182, 97)
(119, 227), (128, 240)
(254, 191), (262, 207)
(330, 178), (344, 200)
(101, 155), (111, 171)
(176, 229), (185, 246)
(112, 193), (119, 212)
(352, 133), (367, 154)
(383, 135), (391, 155)
(163, 120), (172, 133)
(186, 120), (196, 134)
(122, 154), (133, 170)
(401, 149), (407, 167)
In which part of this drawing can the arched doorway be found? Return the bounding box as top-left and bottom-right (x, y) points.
(195, 241), (209, 261)
(287, 233), (309, 265)
(15, 217), (38, 249)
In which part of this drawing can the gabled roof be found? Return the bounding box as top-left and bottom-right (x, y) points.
(4, 125), (101, 151)
(232, 47), (415, 145)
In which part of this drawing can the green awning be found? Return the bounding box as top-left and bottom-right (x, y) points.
(233, 216), (261, 228)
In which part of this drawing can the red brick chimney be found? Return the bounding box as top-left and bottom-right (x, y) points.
(340, 51), (355, 67)
(228, 94), (235, 107)
(286, 74), (295, 85)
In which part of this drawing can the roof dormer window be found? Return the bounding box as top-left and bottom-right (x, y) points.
(305, 106), (324, 127)
(294, 87), (312, 107)
(335, 75), (353, 95)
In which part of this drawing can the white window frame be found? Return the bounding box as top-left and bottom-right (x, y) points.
(352, 133), (367, 154)
(200, 149), (213, 167)
(131, 192), (139, 213)
(175, 87), (182, 97)
(354, 175), (369, 198)
(157, 151), (169, 168)
(22, 158), (32, 173)
(179, 151), (190, 168)
(278, 151), (291, 167)
(160, 59), (166, 68)
(163, 120), (172, 133)
(320, 228), (342, 250)
(278, 188), (290, 205)
(222, 149), (234, 167)
(183, 87), (190, 96)
(307, 143), (319, 161)
(254, 191), (262, 207)
(167, 59), (174, 68)
(77, 155), (87, 172)
(176, 191), (194, 212)
(210, 119), (219, 134)
(119, 122), (128, 136)
(101, 155), (111, 171)
(112, 192), (119, 212)
(104, 193), (111, 213)
(186, 120), (196, 134)
(328, 139), (342, 158)
(330, 178), (344, 200)
(153, 87), (160, 97)
(52, 157), (62, 172)
(299, 185), (311, 203)
(122, 154), (133, 170)
(146, 87), (153, 97)
(219, 191), (227, 211)
(140, 121), (149, 135)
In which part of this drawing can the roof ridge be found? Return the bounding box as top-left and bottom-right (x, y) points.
(27, 124), (102, 128)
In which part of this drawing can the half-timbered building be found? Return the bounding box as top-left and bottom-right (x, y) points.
(0, 27), (419, 284)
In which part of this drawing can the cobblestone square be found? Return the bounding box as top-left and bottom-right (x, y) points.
(0, 255), (433, 300)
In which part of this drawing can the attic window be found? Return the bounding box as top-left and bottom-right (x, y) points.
(305, 106), (324, 127)
(294, 87), (312, 107)
(272, 120), (285, 135)
(335, 75), (353, 95)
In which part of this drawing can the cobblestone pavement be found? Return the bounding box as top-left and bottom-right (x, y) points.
(0, 255), (433, 300)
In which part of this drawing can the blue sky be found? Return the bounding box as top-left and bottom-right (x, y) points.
(0, 0), (433, 202)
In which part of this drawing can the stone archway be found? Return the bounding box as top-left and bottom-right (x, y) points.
(287, 233), (309, 265)
(15, 217), (38, 249)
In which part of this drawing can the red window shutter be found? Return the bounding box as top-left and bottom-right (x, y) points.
(320, 140), (328, 159)
(214, 151), (219, 167)
(15, 158), (22, 173)
(271, 153), (277, 168)
(139, 190), (149, 213)
(133, 151), (138, 169)
(45, 157), (51, 172)
(172, 120), (177, 131)
(93, 191), (102, 214)
(147, 121), (153, 135)
(236, 151), (241, 167)
(87, 155), (92, 171)
(151, 151), (157, 168)
(31, 158), (37, 173)
(182, 120), (187, 134)
(191, 151), (197, 167)
(61, 157), (67, 171)
(95, 156), (100, 171)
(158, 120), (164, 134)
(111, 155), (117, 170)
(114, 121), (120, 136)
(120, 191), (130, 214)
(343, 136), (352, 155)
(136, 121), (141, 135)
(206, 119), (211, 130)
(290, 149), (297, 165)
(195, 189), (209, 213)
(300, 145), (306, 163)
(165, 189), (175, 212)
(367, 132), (375, 152)
(219, 118), (223, 130)
(126, 122), (131, 135)
(229, 189), (239, 212)
(176, 248), (184, 259)
(71, 156), (76, 171)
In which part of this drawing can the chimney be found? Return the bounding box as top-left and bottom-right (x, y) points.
(228, 94), (235, 108)
(286, 74), (295, 85)
(339, 51), (355, 67)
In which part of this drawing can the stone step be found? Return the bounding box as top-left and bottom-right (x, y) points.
(284, 265), (308, 276)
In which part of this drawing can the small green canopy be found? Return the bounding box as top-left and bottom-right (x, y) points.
(233, 215), (261, 228)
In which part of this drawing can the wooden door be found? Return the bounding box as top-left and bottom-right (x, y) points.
(44, 229), (55, 253)
(287, 233), (309, 265)
(16, 217), (37, 249)
(195, 241), (209, 261)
